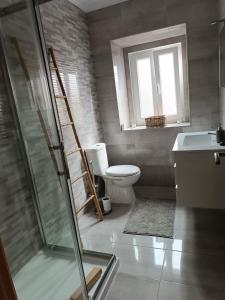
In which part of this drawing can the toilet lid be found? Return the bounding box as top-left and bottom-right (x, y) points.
(106, 165), (140, 177)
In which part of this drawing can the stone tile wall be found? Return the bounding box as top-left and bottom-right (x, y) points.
(40, 0), (104, 208)
(0, 63), (42, 275)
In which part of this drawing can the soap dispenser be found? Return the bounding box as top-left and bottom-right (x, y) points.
(216, 124), (224, 143)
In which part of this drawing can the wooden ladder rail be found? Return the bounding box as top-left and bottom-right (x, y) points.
(48, 47), (103, 221)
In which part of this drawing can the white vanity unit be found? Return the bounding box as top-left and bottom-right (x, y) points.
(173, 131), (225, 209)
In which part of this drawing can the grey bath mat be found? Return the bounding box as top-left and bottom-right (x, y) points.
(124, 198), (176, 238)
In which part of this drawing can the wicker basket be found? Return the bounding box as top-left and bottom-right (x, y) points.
(145, 115), (165, 128)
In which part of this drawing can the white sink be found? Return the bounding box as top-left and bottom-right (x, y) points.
(173, 131), (225, 151)
(183, 134), (216, 147)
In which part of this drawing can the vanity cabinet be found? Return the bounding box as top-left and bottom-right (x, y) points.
(173, 132), (225, 209)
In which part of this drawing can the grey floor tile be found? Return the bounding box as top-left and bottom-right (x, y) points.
(79, 205), (168, 250)
(167, 207), (225, 256)
(158, 281), (225, 300)
(162, 250), (225, 291)
(78, 198), (225, 298)
(106, 272), (159, 300)
(134, 186), (176, 200)
(79, 207), (129, 242)
(115, 244), (164, 281)
(82, 238), (116, 254)
(117, 233), (168, 250)
(173, 207), (225, 232)
(165, 229), (225, 255)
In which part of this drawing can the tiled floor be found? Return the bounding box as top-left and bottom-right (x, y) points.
(78, 187), (225, 300)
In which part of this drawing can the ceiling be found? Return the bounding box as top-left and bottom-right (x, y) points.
(69, 0), (128, 12)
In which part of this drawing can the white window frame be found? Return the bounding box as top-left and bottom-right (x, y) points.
(128, 43), (185, 126)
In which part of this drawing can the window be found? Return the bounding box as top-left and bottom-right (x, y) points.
(111, 24), (190, 130)
(128, 43), (186, 126)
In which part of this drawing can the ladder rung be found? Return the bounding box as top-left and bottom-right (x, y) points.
(56, 95), (67, 99)
(66, 148), (82, 156)
(61, 121), (73, 127)
(50, 67), (58, 71)
(76, 195), (95, 214)
(71, 171), (88, 184)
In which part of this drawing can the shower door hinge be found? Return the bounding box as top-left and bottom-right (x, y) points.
(57, 171), (66, 176)
(49, 143), (64, 151)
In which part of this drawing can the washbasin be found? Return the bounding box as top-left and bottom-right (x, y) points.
(173, 131), (224, 151)
(183, 134), (215, 147)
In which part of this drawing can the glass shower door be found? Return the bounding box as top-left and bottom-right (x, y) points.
(0, 0), (88, 299)
(0, 3), (73, 249)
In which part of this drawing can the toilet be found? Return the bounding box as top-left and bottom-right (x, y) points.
(85, 143), (141, 204)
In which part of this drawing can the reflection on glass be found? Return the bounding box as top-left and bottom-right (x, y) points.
(132, 237), (137, 245)
(172, 239), (183, 251)
(110, 232), (118, 243)
(137, 58), (154, 117)
(134, 245), (140, 261)
(158, 52), (177, 116)
(153, 249), (164, 266)
(172, 251), (182, 270)
(0, 0), (75, 249)
(153, 237), (165, 249)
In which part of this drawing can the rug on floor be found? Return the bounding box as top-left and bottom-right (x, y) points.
(123, 198), (176, 238)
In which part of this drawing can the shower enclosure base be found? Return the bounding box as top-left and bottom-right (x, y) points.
(13, 248), (117, 300)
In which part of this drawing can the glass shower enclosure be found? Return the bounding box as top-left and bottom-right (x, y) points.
(0, 0), (88, 299)
(0, 1), (117, 299)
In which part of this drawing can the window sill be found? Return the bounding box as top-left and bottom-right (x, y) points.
(122, 122), (190, 131)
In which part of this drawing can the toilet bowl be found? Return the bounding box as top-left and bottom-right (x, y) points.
(104, 165), (141, 204)
(85, 143), (141, 204)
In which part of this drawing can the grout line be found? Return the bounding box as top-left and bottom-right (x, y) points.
(156, 281), (161, 300)
(158, 248), (225, 258)
(156, 252), (165, 300)
(83, 233), (225, 259)
(83, 235), (168, 251)
(159, 279), (225, 293)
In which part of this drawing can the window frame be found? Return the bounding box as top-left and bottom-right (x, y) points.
(127, 41), (187, 127)
(153, 44), (182, 124)
(129, 49), (157, 126)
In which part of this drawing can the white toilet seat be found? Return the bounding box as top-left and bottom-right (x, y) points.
(106, 165), (140, 177)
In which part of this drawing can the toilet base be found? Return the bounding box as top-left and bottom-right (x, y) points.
(105, 181), (136, 204)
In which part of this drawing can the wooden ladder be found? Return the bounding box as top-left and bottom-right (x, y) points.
(48, 47), (103, 221)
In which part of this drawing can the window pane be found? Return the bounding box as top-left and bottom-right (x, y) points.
(137, 58), (154, 118)
(158, 52), (177, 116)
